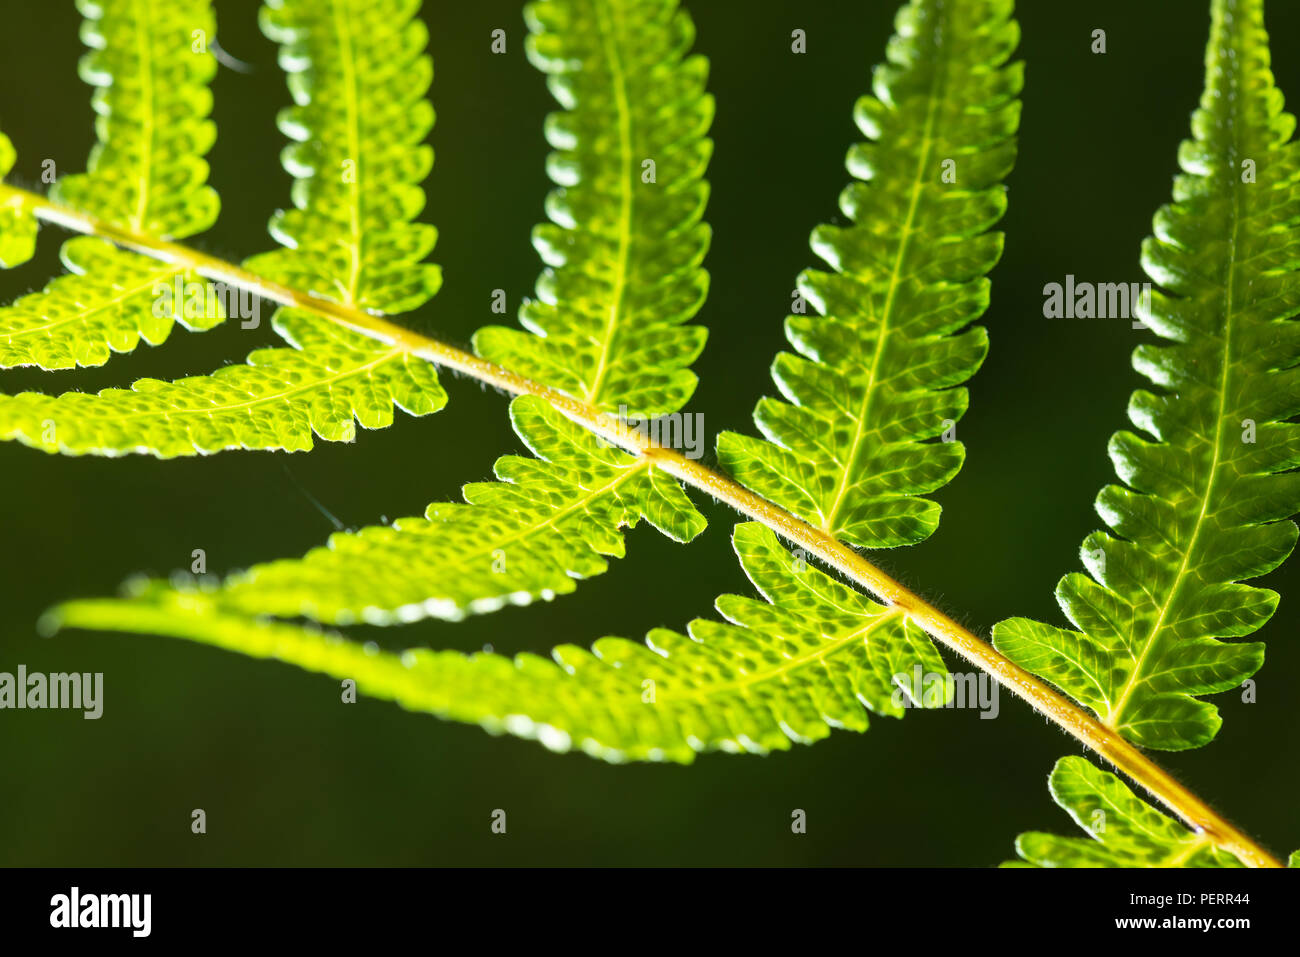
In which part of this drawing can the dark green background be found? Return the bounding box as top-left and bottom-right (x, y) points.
(1, 0), (1296, 866)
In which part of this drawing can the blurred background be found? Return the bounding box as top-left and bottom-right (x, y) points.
(0, 0), (1296, 866)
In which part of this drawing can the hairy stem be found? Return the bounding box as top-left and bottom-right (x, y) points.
(2, 182), (1282, 868)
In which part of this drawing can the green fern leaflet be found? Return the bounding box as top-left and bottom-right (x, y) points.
(124, 395), (704, 620)
(993, 0), (1300, 751)
(245, 0), (442, 313)
(473, 0), (713, 419)
(0, 310), (444, 456)
(1007, 757), (1248, 868)
(52, 0), (220, 238)
(717, 0), (1021, 548)
(51, 522), (951, 761)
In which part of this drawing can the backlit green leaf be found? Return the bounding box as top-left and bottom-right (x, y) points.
(1, 0), (223, 367)
(993, 0), (1300, 751)
(473, 0), (712, 419)
(0, 310), (445, 456)
(95, 395), (703, 620)
(51, 0), (220, 239)
(0, 0), (449, 448)
(51, 522), (952, 761)
(243, 0), (441, 314)
(0, 238), (220, 370)
(1010, 757), (1247, 868)
(716, 0), (1021, 547)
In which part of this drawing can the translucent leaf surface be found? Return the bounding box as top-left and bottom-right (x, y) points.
(52, 523), (953, 761)
(0, 310), (445, 456)
(51, 0), (220, 239)
(1009, 757), (1247, 868)
(993, 0), (1300, 750)
(244, 0), (441, 313)
(1, 0), (223, 367)
(473, 0), (713, 419)
(716, 0), (1021, 547)
(98, 395), (704, 620)
(0, 238), (220, 370)
(1, 0), (449, 450)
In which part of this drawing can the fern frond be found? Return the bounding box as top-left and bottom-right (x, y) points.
(1007, 757), (1247, 868)
(51, 522), (952, 760)
(0, 133), (37, 268)
(0, 238), (221, 370)
(993, 0), (1300, 751)
(473, 0), (712, 419)
(0, 311), (444, 456)
(715, 0), (1021, 548)
(0, 0), (223, 369)
(89, 395), (703, 617)
(243, 0), (441, 314)
(51, 0), (219, 239)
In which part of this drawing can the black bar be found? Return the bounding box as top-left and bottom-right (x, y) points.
(0, 866), (1288, 943)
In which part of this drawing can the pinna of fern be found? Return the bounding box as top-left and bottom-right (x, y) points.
(1000, 0), (1300, 867)
(993, 0), (1300, 753)
(53, 521), (956, 762)
(1006, 757), (1250, 868)
(718, 0), (1021, 549)
(474, 0), (714, 421)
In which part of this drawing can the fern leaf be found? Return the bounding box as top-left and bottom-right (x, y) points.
(51, 522), (951, 760)
(94, 395), (703, 618)
(0, 238), (221, 370)
(51, 0), (220, 239)
(243, 0), (441, 314)
(472, 0), (712, 418)
(0, 0), (225, 368)
(0, 310), (444, 456)
(715, 0), (1021, 548)
(0, 133), (37, 268)
(1008, 757), (1247, 868)
(993, 0), (1300, 750)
